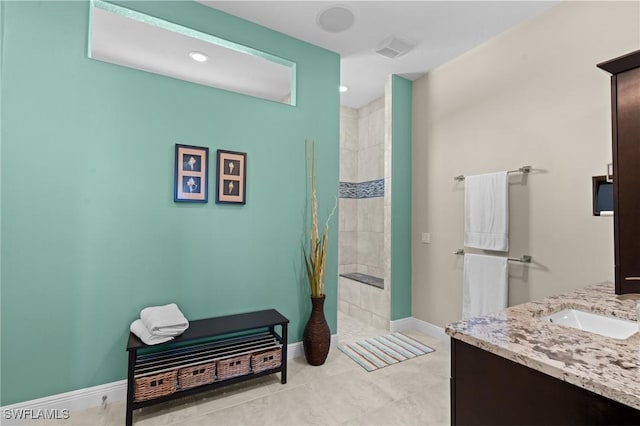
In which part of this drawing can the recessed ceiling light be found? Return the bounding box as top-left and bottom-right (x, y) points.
(317, 6), (354, 33)
(339, 85), (349, 93)
(189, 51), (208, 62)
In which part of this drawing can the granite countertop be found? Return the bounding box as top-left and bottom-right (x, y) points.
(445, 281), (640, 410)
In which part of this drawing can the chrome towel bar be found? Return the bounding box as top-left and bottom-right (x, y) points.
(454, 166), (531, 182)
(454, 248), (532, 264)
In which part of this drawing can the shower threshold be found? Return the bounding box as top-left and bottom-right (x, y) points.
(339, 272), (384, 289)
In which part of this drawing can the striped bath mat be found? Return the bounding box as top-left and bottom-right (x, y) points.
(338, 332), (435, 372)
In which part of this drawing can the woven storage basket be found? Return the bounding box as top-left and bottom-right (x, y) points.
(217, 354), (251, 380)
(134, 370), (177, 401)
(251, 348), (282, 373)
(178, 362), (216, 390)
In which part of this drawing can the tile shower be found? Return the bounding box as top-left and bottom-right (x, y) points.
(338, 92), (392, 331)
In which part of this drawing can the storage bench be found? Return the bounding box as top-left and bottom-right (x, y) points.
(125, 309), (289, 425)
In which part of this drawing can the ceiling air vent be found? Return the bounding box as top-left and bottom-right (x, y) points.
(375, 36), (414, 59)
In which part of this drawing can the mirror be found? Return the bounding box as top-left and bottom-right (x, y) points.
(89, 0), (296, 105)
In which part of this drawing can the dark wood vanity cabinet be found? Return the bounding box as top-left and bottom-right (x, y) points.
(451, 339), (640, 425)
(598, 50), (640, 295)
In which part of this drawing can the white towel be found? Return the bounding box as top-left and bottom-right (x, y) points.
(464, 171), (509, 252)
(130, 319), (174, 346)
(140, 303), (189, 336)
(462, 253), (508, 319)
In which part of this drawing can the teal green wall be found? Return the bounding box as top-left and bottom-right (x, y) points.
(390, 75), (412, 320)
(0, 1), (339, 405)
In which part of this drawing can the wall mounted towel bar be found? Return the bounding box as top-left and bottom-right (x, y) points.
(454, 249), (532, 263)
(453, 166), (531, 182)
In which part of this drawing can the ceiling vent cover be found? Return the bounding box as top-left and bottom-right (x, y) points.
(375, 36), (414, 59)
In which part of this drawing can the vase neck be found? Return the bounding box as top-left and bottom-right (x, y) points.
(311, 295), (325, 311)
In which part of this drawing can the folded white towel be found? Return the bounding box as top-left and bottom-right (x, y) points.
(464, 171), (509, 252)
(130, 319), (174, 346)
(140, 303), (189, 336)
(462, 253), (509, 319)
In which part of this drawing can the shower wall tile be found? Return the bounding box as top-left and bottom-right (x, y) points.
(383, 203), (392, 231)
(339, 148), (358, 183)
(384, 203), (392, 274)
(358, 96), (385, 122)
(338, 95), (390, 330)
(361, 284), (388, 317)
(384, 143), (392, 179)
(372, 313), (389, 330)
(358, 115), (370, 151)
(358, 144), (383, 182)
(339, 276), (361, 306)
(338, 299), (349, 315)
(339, 199), (357, 232)
(338, 264), (356, 274)
(339, 231), (358, 265)
(366, 265), (385, 280)
(357, 198), (384, 233)
(358, 231), (384, 269)
(341, 106), (358, 151)
(369, 108), (385, 146)
(355, 264), (368, 275)
(384, 178), (392, 206)
(349, 304), (372, 325)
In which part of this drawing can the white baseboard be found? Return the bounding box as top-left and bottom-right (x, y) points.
(0, 337), (335, 424)
(0, 380), (126, 425)
(390, 317), (450, 343)
(388, 317), (415, 333)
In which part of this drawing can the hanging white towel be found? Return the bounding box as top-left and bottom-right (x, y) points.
(130, 319), (174, 346)
(464, 171), (509, 252)
(140, 303), (189, 336)
(462, 253), (508, 319)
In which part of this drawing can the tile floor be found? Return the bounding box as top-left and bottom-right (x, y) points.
(35, 312), (450, 425)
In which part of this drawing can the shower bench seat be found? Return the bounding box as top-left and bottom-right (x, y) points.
(125, 309), (289, 425)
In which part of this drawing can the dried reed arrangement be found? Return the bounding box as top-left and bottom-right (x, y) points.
(303, 139), (337, 298)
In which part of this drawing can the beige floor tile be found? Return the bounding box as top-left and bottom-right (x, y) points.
(36, 314), (450, 426)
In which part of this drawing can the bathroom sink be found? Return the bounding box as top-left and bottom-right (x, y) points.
(543, 309), (638, 339)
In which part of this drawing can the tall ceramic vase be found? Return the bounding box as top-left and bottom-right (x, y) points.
(302, 295), (331, 366)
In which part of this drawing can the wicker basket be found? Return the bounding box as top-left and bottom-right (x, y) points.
(134, 370), (177, 401)
(178, 362), (216, 390)
(251, 348), (282, 373)
(217, 354), (251, 380)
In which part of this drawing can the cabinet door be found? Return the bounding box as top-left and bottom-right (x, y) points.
(615, 67), (640, 293)
(451, 339), (640, 425)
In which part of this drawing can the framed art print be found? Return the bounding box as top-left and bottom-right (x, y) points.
(216, 150), (246, 204)
(174, 144), (209, 202)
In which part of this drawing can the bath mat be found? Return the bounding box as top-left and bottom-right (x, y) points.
(338, 332), (435, 372)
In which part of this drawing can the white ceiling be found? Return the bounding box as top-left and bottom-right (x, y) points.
(201, 1), (558, 108)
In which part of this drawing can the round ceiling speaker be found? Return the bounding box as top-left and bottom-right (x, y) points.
(317, 6), (354, 33)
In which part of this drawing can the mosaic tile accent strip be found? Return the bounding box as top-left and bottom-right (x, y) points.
(339, 179), (384, 199)
(339, 182), (359, 199)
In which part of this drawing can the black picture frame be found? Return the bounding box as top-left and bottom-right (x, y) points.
(174, 144), (209, 203)
(216, 150), (246, 204)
